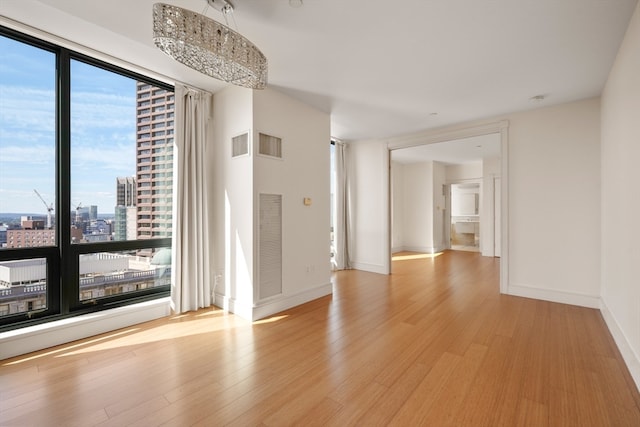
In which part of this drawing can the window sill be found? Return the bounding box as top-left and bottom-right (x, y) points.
(0, 297), (172, 360)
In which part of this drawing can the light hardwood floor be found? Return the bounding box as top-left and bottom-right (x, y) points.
(1, 251), (639, 426)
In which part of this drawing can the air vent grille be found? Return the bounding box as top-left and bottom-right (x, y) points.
(232, 133), (249, 157)
(259, 193), (282, 299)
(258, 133), (282, 158)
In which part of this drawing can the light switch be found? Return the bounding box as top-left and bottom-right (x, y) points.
(303, 197), (312, 206)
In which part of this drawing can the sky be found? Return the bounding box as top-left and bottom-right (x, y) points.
(0, 34), (137, 216)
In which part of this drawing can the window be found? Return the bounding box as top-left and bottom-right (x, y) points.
(0, 26), (173, 330)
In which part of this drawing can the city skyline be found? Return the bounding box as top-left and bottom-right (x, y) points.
(0, 35), (139, 215)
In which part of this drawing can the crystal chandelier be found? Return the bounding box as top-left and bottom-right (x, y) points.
(153, 1), (268, 89)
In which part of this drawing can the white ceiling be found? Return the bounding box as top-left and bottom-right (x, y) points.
(1, 0), (637, 141)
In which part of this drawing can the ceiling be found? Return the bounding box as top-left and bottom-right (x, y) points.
(1, 0), (637, 141)
(391, 133), (501, 165)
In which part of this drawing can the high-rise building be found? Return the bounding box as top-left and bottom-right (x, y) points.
(116, 176), (136, 207)
(114, 176), (136, 241)
(114, 205), (137, 241)
(135, 83), (174, 245)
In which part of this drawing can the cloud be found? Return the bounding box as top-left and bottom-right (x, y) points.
(72, 141), (135, 173)
(0, 144), (55, 164)
(70, 90), (135, 135)
(0, 86), (55, 136)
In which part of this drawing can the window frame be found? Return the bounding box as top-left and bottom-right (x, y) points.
(0, 26), (173, 331)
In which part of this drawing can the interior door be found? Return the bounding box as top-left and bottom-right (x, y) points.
(443, 184), (451, 250)
(494, 177), (501, 257)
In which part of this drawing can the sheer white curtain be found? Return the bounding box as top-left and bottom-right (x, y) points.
(171, 85), (214, 313)
(334, 141), (352, 270)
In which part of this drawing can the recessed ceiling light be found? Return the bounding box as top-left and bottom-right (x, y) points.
(289, 0), (303, 7)
(529, 94), (547, 102)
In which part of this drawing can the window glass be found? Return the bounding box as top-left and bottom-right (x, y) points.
(0, 36), (56, 250)
(0, 258), (48, 316)
(0, 35), (56, 317)
(70, 60), (174, 243)
(79, 248), (171, 301)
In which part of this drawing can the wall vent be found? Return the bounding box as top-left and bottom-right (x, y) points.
(232, 132), (249, 157)
(259, 193), (282, 299)
(258, 133), (282, 158)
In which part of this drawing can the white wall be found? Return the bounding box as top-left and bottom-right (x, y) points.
(349, 97), (601, 308)
(446, 162), (482, 182)
(212, 87), (332, 320)
(432, 162), (446, 251)
(391, 161), (446, 254)
(212, 86), (255, 318)
(481, 157), (501, 256)
(402, 162), (434, 252)
(601, 1), (640, 389)
(349, 140), (390, 274)
(391, 161), (404, 252)
(507, 98), (601, 306)
(252, 88), (332, 318)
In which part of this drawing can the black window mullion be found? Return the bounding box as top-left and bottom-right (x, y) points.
(58, 48), (73, 316)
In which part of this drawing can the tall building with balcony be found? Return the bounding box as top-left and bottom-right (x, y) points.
(135, 83), (174, 247)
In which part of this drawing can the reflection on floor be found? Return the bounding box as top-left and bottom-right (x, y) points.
(391, 252), (443, 261)
(451, 244), (480, 252)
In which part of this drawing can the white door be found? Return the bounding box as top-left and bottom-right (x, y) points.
(494, 177), (501, 257)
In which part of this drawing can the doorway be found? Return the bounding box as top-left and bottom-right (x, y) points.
(390, 134), (500, 256)
(388, 123), (507, 294)
(449, 182), (481, 252)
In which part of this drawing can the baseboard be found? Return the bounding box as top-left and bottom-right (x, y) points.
(350, 261), (389, 275)
(600, 299), (640, 392)
(215, 282), (333, 322)
(214, 294), (253, 321)
(252, 282), (333, 321)
(507, 283), (600, 309)
(403, 246), (441, 254)
(0, 297), (172, 360)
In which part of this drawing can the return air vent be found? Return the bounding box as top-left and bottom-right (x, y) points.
(232, 132), (249, 157)
(258, 133), (282, 158)
(259, 193), (282, 299)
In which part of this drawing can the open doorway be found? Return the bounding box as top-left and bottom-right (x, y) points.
(449, 182), (481, 251)
(390, 132), (502, 266)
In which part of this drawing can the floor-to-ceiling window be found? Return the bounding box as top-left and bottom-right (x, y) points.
(0, 27), (173, 330)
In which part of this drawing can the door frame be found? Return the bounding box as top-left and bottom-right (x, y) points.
(387, 120), (509, 294)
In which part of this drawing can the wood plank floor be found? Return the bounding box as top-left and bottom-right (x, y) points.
(1, 251), (639, 426)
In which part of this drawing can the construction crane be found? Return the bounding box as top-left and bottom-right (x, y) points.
(33, 189), (53, 229)
(74, 202), (83, 224)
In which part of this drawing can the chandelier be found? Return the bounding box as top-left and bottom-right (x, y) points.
(153, 1), (268, 89)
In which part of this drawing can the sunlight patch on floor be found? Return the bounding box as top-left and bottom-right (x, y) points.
(2, 328), (141, 365)
(392, 252), (443, 261)
(253, 315), (289, 325)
